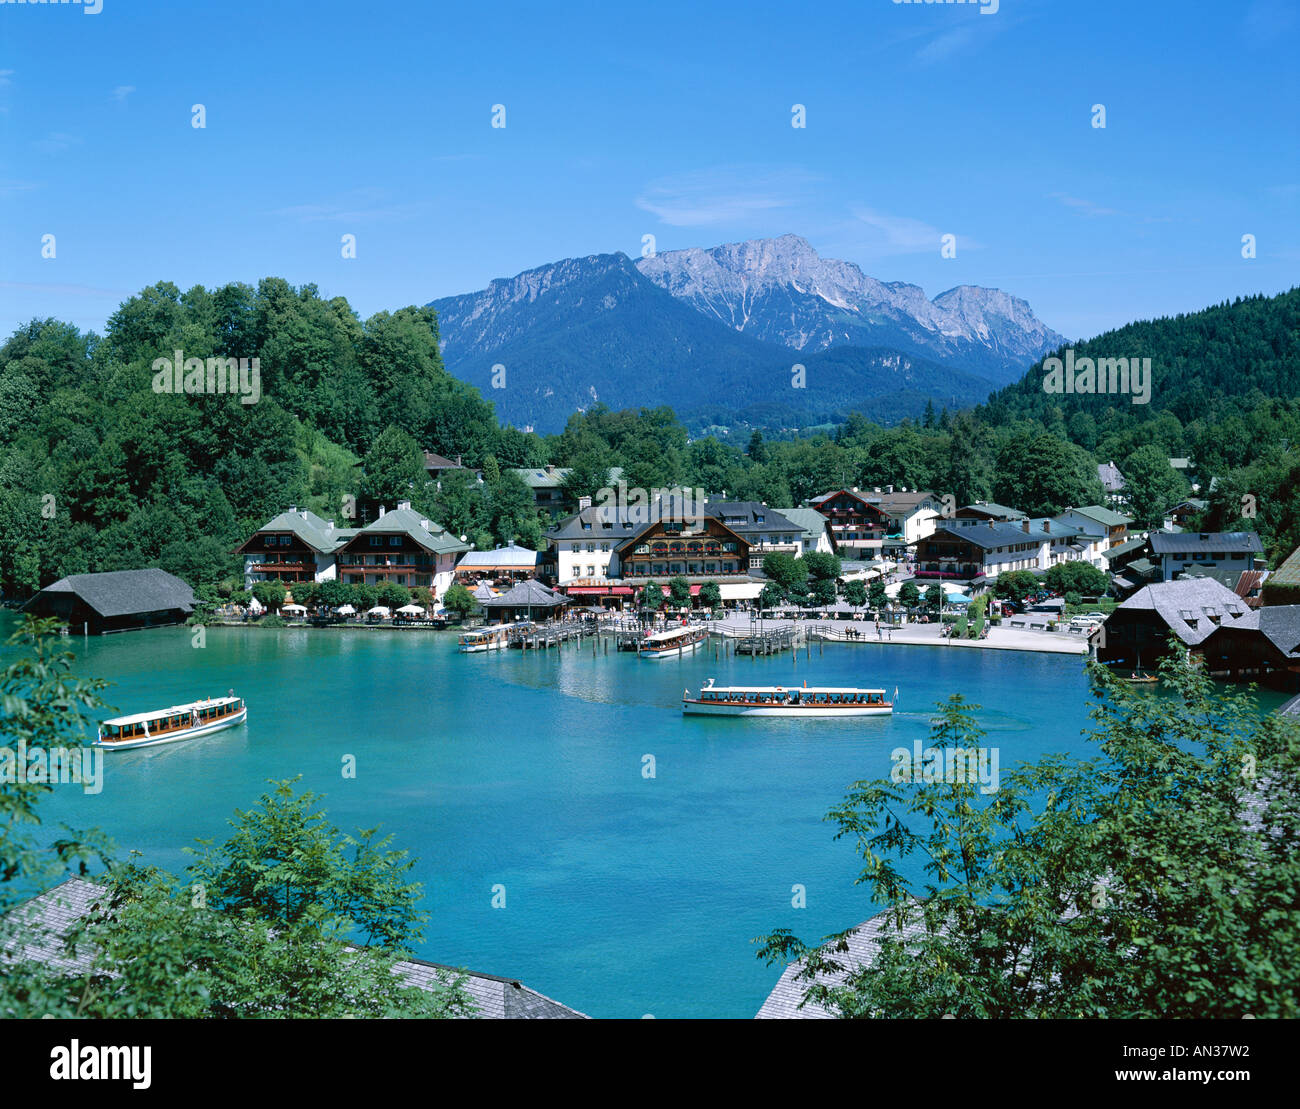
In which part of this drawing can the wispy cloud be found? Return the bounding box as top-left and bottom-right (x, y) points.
(845, 205), (980, 256)
(266, 187), (431, 224)
(636, 165), (821, 227)
(1050, 193), (1119, 218)
(34, 132), (81, 155)
(916, 26), (978, 64)
(0, 179), (39, 197)
(111, 85), (135, 104)
(0, 70), (13, 89)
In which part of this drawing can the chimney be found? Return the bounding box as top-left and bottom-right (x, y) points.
(886, 485), (894, 494)
(578, 495), (592, 510)
(289, 504), (297, 513)
(398, 500), (412, 512)
(327, 520), (335, 533)
(421, 518), (431, 530)
(378, 505), (386, 518)
(545, 464), (556, 475)
(1022, 520), (1030, 533)
(1043, 520), (1050, 533)
(988, 519), (994, 529)
(456, 454), (462, 466)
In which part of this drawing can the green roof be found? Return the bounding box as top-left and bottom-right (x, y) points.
(245, 509), (353, 553)
(1068, 505), (1133, 528)
(1272, 546), (1300, 586)
(350, 506), (468, 556)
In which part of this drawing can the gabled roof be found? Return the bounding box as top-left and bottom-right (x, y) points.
(480, 579), (566, 608)
(757, 906), (930, 1019)
(422, 451), (463, 471)
(1270, 545), (1300, 587)
(344, 506), (468, 556)
(1103, 536), (1149, 562)
(1097, 461), (1127, 492)
(240, 508), (352, 554)
(546, 504), (652, 540)
(456, 543), (538, 569)
(956, 502), (1026, 521)
(24, 569), (195, 619)
(864, 490), (939, 514)
(1258, 606), (1300, 657)
(703, 501), (800, 535)
(1062, 505), (1133, 528)
(775, 507), (836, 539)
(3, 878), (586, 1019)
(1150, 531), (1264, 556)
(810, 489), (877, 510)
(1114, 578), (1251, 645)
(930, 521), (1051, 550)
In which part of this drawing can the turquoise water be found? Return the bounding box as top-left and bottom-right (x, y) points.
(4, 616), (1288, 1017)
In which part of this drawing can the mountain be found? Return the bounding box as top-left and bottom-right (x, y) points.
(636, 234), (1064, 384)
(428, 238), (1064, 433)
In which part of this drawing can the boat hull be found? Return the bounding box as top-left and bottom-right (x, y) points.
(96, 708), (248, 750)
(682, 700), (891, 717)
(639, 637), (705, 660)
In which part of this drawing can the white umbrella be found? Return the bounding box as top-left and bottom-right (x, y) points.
(248, 597), (265, 613)
(367, 605), (391, 617)
(282, 603), (307, 613)
(396, 604), (426, 615)
(336, 603), (356, 615)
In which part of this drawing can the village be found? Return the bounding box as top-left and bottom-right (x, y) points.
(22, 455), (1300, 695)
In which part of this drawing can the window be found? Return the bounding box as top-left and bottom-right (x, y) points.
(587, 566), (595, 576)
(369, 537), (383, 547)
(279, 536), (291, 546)
(601, 543), (610, 552)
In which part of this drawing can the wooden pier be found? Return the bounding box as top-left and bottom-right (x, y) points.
(734, 626), (803, 655)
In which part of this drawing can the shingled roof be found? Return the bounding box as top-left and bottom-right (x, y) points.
(24, 569), (195, 619)
(3, 878), (586, 1019)
(1150, 531), (1264, 556)
(1114, 578), (1252, 646)
(756, 907), (930, 1019)
(240, 507), (352, 554)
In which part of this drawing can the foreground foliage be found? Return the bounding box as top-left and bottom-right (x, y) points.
(758, 650), (1300, 1017)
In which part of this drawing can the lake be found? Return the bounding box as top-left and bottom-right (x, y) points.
(4, 615), (1287, 1017)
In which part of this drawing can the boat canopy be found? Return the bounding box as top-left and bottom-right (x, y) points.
(101, 695), (242, 728)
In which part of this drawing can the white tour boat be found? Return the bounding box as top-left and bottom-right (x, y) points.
(458, 621), (532, 653)
(96, 694), (247, 750)
(639, 623), (708, 660)
(682, 679), (893, 717)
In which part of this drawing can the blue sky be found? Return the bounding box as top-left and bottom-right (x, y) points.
(2, 0), (1296, 342)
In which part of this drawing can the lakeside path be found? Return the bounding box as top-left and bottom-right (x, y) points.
(709, 616), (1088, 656)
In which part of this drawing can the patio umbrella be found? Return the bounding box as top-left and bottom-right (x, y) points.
(336, 604), (356, 615)
(282, 603), (307, 613)
(367, 606), (391, 617)
(396, 604), (426, 615)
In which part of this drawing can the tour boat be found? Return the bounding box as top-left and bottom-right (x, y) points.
(458, 622), (531, 653)
(95, 694), (247, 750)
(639, 623), (708, 660)
(682, 679), (893, 717)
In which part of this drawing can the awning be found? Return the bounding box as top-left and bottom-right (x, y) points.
(565, 586), (635, 596)
(719, 583), (763, 600)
